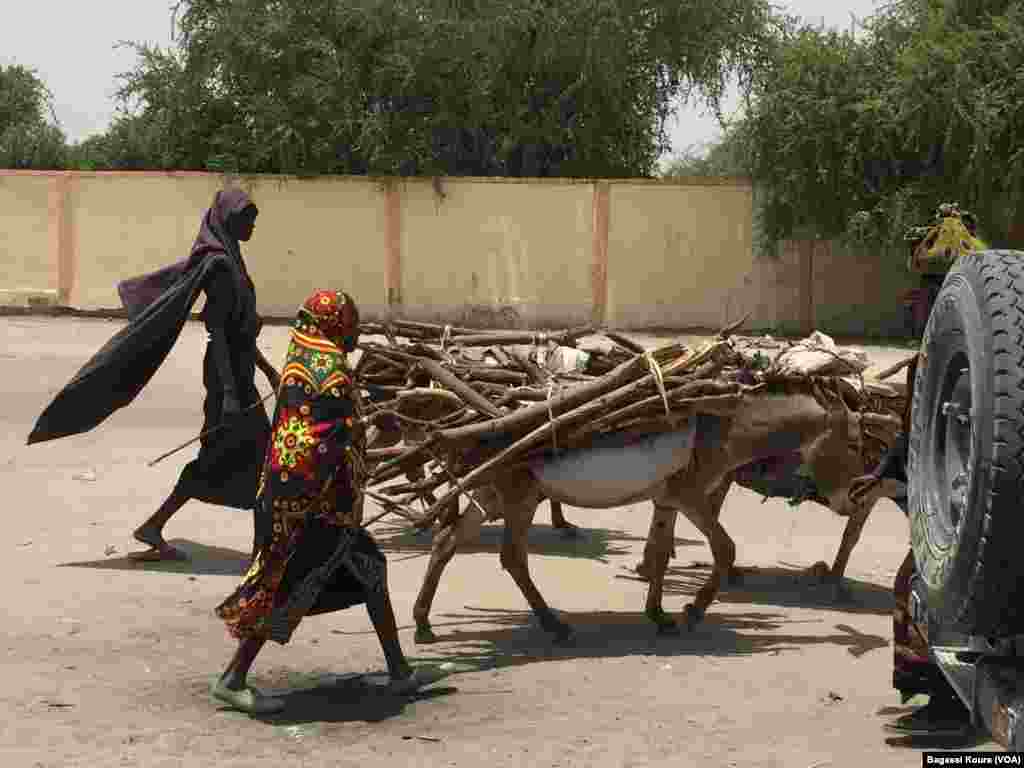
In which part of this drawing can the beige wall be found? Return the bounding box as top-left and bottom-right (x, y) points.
(606, 180), (753, 329)
(0, 169), (915, 336)
(67, 173), (222, 309)
(0, 173), (56, 303)
(234, 175), (389, 319)
(398, 177), (596, 327)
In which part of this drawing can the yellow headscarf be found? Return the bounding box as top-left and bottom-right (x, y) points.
(906, 204), (987, 275)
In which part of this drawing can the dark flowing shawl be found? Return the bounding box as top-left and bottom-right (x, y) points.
(27, 187), (258, 445)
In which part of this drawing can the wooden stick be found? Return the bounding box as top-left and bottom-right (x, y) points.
(416, 359), (504, 418)
(718, 311), (752, 339)
(605, 332), (646, 355)
(441, 328), (593, 347)
(874, 354), (918, 381)
(368, 439), (438, 482)
(436, 355), (648, 446)
(417, 365), (684, 526)
(147, 390), (275, 467)
(397, 387), (466, 409)
(454, 367), (529, 385)
(487, 347), (513, 367)
(507, 348), (548, 385)
(387, 320), (594, 344)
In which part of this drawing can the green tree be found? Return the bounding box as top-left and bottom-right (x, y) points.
(661, 132), (749, 178)
(731, 0), (1024, 248)
(0, 64), (68, 169)
(92, 0), (780, 176)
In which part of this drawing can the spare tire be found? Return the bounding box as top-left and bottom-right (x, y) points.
(908, 249), (1024, 636)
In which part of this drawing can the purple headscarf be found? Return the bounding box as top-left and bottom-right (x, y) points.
(117, 187), (258, 319)
(187, 186), (258, 268)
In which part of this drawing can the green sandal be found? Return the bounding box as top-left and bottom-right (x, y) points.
(211, 679), (286, 715)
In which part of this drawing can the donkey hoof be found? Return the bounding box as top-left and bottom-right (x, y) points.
(548, 622), (576, 646)
(830, 581), (854, 604)
(683, 604), (705, 632)
(558, 524), (582, 540)
(646, 607), (679, 636)
(414, 626), (438, 645)
(656, 619), (681, 636)
(803, 561), (832, 585)
(553, 629), (576, 646)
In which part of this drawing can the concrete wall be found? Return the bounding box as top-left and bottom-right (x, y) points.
(396, 177), (597, 328)
(0, 173), (58, 306)
(0, 169), (914, 336)
(606, 179), (753, 329)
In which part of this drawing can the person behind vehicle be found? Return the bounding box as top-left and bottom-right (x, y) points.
(857, 202), (987, 736)
(212, 289), (446, 714)
(905, 202), (987, 329)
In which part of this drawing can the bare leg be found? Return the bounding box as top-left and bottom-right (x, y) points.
(219, 636), (266, 690)
(133, 488), (190, 560)
(211, 635), (285, 714)
(368, 575), (450, 694)
(365, 586), (414, 681)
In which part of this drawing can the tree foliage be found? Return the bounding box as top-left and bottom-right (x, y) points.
(721, 0), (1024, 248)
(0, 64), (68, 169)
(661, 133), (748, 178)
(89, 0), (778, 177)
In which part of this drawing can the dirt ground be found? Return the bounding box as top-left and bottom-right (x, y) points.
(0, 317), (999, 767)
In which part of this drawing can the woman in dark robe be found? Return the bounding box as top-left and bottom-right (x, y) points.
(212, 289), (445, 715)
(132, 188), (280, 560)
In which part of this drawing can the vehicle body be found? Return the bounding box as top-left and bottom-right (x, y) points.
(905, 246), (1024, 749)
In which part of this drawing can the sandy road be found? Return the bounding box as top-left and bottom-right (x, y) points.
(0, 317), (996, 767)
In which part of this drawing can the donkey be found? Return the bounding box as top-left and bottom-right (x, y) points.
(406, 380), (905, 644)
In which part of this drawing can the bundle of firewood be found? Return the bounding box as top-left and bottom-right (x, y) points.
(353, 318), (780, 530)
(353, 317), (910, 534)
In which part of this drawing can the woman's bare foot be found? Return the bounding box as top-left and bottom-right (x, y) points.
(132, 524), (188, 561)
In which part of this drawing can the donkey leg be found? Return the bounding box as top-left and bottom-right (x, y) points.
(413, 499), (482, 643)
(678, 482), (736, 630)
(498, 487), (573, 643)
(549, 499), (580, 538)
(824, 502), (874, 603)
(636, 503), (664, 581)
(642, 503), (681, 635)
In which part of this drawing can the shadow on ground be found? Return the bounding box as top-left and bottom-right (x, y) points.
(632, 561), (894, 617)
(192, 671), (458, 729)
(371, 519), (704, 565)
(334, 604), (889, 675)
(57, 539), (249, 577)
(882, 730), (993, 751)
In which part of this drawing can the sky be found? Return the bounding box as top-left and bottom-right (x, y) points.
(1, 0), (883, 162)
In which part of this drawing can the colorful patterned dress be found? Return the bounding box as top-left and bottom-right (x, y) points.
(216, 290), (385, 643)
